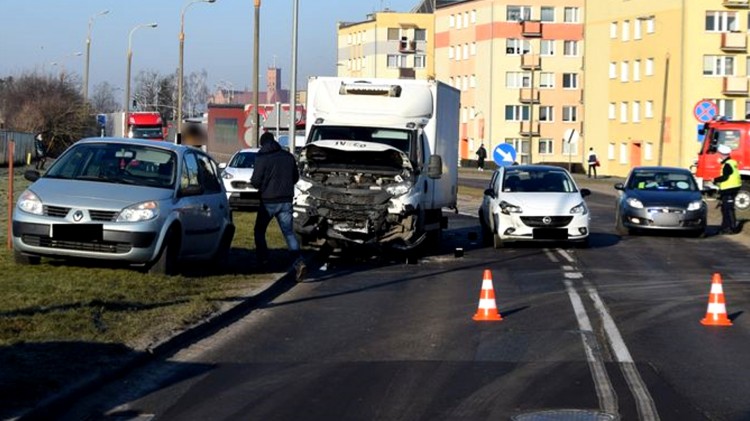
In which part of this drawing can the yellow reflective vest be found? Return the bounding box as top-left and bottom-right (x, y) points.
(718, 159), (742, 191)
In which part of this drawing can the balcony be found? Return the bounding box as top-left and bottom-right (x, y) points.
(721, 32), (747, 52)
(723, 0), (749, 8)
(519, 121), (540, 137)
(520, 53), (541, 70)
(520, 20), (542, 37)
(723, 77), (749, 96)
(398, 39), (418, 54)
(519, 88), (540, 104)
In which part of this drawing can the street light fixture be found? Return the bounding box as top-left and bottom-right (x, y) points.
(51, 52), (83, 82)
(83, 9), (109, 102)
(125, 22), (158, 123)
(177, 0), (216, 142)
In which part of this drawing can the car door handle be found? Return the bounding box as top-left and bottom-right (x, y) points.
(201, 204), (210, 212)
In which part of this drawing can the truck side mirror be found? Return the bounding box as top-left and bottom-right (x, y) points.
(427, 154), (442, 179)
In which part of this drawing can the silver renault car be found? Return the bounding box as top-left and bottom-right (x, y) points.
(12, 137), (235, 275)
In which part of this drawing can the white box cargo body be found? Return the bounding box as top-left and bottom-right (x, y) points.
(294, 77), (460, 250)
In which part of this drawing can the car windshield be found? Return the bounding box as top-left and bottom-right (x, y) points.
(502, 168), (577, 193)
(627, 170), (698, 191)
(45, 142), (176, 188)
(308, 126), (413, 155)
(228, 151), (257, 168)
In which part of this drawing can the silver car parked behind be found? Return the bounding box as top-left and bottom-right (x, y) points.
(12, 137), (235, 275)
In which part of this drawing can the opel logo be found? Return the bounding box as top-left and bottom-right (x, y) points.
(72, 210), (84, 222)
(542, 216), (552, 225)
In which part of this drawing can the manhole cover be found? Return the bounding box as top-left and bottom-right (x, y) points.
(512, 409), (618, 421)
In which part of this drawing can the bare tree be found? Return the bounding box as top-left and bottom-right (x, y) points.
(134, 69), (176, 122)
(0, 72), (95, 155)
(185, 69), (210, 118)
(90, 81), (120, 113)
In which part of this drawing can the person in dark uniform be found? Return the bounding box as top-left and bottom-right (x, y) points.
(475, 143), (487, 171)
(712, 144), (742, 235)
(34, 134), (46, 170)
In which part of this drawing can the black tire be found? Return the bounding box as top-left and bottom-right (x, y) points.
(615, 212), (629, 236)
(492, 215), (504, 249)
(149, 227), (180, 276)
(14, 251), (41, 265)
(210, 226), (235, 271)
(478, 210), (492, 246)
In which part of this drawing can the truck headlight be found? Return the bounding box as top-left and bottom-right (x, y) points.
(385, 183), (411, 196)
(687, 200), (704, 211)
(499, 200), (522, 214)
(570, 202), (588, 215)
(17, 190), (43, 215)
(626, 197), (644, 209)
(118, 201), (159, 222)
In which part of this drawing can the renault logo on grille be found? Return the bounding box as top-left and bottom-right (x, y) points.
(72, 210), (84, 222)
(542, 216), (552, 225)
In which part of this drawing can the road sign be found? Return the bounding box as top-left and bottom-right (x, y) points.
(492, 143), (517, 166)
(697, 124), (706, 143)
(563, 128), (579, 144)
(96, 114), (107, 127)
(693, 100), (718, 123)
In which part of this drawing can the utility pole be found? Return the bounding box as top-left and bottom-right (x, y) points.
(289, 0), (299, 151)
(252, 0), (261, 147)
(658, 53), (670, 166)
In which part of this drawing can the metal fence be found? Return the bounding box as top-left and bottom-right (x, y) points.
(0, 130), (35, 166)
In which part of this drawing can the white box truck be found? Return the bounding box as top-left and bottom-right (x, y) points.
(293, 77), (460, 251)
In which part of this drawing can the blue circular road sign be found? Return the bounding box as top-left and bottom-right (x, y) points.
(493, 143), (517, 167)
(693, 100), (718, 123)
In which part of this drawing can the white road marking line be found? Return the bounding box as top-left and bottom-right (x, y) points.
(545, 249), (560, 262)
(558, 249), (576, 263)
(586, 281), (660, 421)
(564, 279), (619, 415)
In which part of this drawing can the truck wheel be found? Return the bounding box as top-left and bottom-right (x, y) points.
(149, 227), (180, 276)
(735, 188), (750, 211)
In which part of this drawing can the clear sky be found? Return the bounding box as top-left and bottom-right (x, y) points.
(0, 0), (420, 92)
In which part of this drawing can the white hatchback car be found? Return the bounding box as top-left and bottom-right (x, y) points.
(219, 148), (260, 210)
(478, 165), (591, 248)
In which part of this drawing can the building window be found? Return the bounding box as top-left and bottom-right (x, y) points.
(506, 71), (531, 88)
(463, 12), (469, 27)
(448, 46), (454, 60)
(634, 19), (642, 39)
(620, 102), (628, 123)
(387, 28), (400, 41)
(563, 7), (579, 23)
(645, 100), (654, 118)
(471, 10), (477, 23)
(608, 103), (616, 120)
(633, 101), (641, 123)
(633, 60), (641, 81)
(449, 14), (455, 28)
(608, 142), (616, 160)
(414, 28), (427, 41)
(470, 42), (477, 55)
(387, 55), (406, 68)
(621, 61), (629, 82)
(714, 99), (735, 119)
(745, 100), (750, 118)
(470, 74), (476, 88)
(703, 55), (735, 76)
(505, 105), (530, 121)
(706, 11), (738, 32)
(620, 143), (628, 164)
(609, 62), (617, 79)
(610, 21), (618, 38)
(539, 138), (554, 155)
(507, 5), (532, 21)
(646, 17), (655, 33)
(541, 7), (555, 22)
(539, 106), (554, 122)
(562, 106), (577, 122)
(563, 41), (578, 56)
(463, 43), (470, 60)
(415, 55), (426, 68)
(462, 107), (468, 123)
(539, 72), (555, 88)
(622, 20), (630, 41)
(645, 58), (654, 76)
(506, 39), (531, 55)
(563, 73), (578, 89)
(645, 142), (653, 161)
(540, 40), (555, 56)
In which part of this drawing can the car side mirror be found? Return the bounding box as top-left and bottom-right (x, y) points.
(484, 188), (496, 199)
(614, 183), (625, 191)
(427, 154), (442, 179)
(179, 184), (204, 197)
(24, 170), (41, 182)
(580, 188), (591, 197)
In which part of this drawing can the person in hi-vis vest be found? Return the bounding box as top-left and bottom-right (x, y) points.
(712, 144), (742, 235)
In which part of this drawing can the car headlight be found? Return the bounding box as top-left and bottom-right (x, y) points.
(221, 171), (234, 180)
(117, 201), (159, 222)
(17, 190), (43, 215)
(385, 183), (411, 196)
(687, 200), (704, 211)
(626, 197), (644, 209)
(570, 202), (588, 215)
(499, 200), (523, 214)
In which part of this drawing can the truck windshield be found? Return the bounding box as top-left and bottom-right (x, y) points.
(131, 126), (164, 140)
(309, 126), (413, 156)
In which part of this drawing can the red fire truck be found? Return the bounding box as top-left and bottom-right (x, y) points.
(694, 118), (750, 210)
(104, 111), (167, 141)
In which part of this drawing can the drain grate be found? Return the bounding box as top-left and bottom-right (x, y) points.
(512, 409), (618, 421)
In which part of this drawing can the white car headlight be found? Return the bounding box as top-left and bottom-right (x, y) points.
(221, 171), (234, 180)
(385, 183), (411, 196)
(687, 200), (704, 211)
(117, 201), (159, 222)
(570, 202), (588, 215)
(499, 200), (523, 215)
(626, 197), (644, 209)
(17, 190), (43, 215)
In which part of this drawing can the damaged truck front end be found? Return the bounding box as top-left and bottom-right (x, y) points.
(293, 139), (424, 250)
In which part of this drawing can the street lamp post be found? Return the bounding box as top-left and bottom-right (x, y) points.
(178, 0), (215, 142)
(125, 23), (158, 127)
(252, 0), (261, 147)
(83, 9), (109, 102)
(289, 0), (299, 152)
(51, 52), (83, 83)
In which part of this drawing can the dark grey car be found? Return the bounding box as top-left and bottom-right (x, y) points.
(614, 166), (707, 236)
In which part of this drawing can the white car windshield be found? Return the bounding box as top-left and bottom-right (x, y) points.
(502, 169), (577, 193)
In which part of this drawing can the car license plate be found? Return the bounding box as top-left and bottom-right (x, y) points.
(533, 228), (568, 240)
(51, 224), (103, 241)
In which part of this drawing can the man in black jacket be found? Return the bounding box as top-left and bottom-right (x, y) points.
(250, 131), (306, 281)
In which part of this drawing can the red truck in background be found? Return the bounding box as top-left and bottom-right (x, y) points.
(694, 118), (750, 210)
(104, 111), (167, 141)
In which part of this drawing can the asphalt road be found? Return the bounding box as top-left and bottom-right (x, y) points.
(55, 178), (750, 421)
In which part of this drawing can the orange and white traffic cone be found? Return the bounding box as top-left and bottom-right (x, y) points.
(473, 269), (503, 321)
(700, 273), (733, 327)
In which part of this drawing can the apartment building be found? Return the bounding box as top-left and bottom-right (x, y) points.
(337, 11), (435, 80)
(584, 0), (750, 177)
(435, 0), (585, 165)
